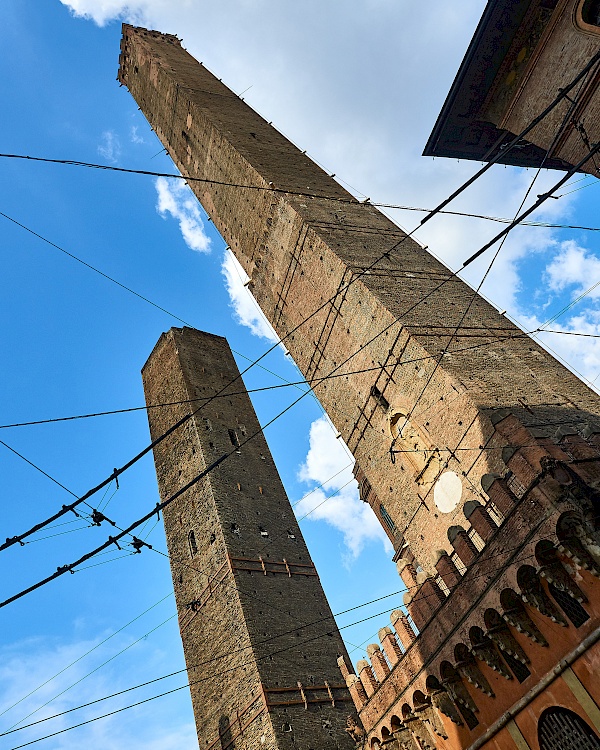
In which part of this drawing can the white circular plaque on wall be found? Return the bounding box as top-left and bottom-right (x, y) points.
(434, 471), (462, 513)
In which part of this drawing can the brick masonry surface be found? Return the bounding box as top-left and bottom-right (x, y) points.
(122, 25), (600, 573)
(142, 328), (356, 749)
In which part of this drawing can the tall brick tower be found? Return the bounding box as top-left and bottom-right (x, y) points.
(142, 328), (356, 749)
(126, 27), (600, 750)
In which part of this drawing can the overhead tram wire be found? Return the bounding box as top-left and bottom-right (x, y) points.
(4, 526), (583, 750)
(6, 248), (600, 557)
(0, 46), (598, 224)
(2, 524), (577, 744)
(3, 315), (598, 554)
(1, 159), (599, 232)
(5, 321), (600, 430)
(3, 323), (600, 613)
(5, 610), (179, 734)
(0, 210), (309, 397)
(9, 451), (364, 732)
(390, 67), (600, 487)
(393, 74), (590, 445)
(0, 591), (174, 721)
(2, 57), (597, 555)
(0, 440), (77, 497)
(10, 507), (600, 739)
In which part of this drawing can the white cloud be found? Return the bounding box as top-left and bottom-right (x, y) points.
(221, 249), (279, 343)
(544, 241), (600, 299)
(295, 415), (391, 560)
(130, 125), (145, 144)
(97, 130), (121, 164)
(59, 0), (148, 26)
(155, 177), (211, 253)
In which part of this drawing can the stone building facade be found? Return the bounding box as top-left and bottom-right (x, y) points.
(424, 0), (600, 175)
(142, 327), (356, 749)
(125, 24), (600, 750)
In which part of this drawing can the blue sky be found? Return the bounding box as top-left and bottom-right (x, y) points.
(1, 1), (600, 748)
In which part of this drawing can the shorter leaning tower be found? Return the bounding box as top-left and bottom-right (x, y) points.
(142, 327), (358, 749)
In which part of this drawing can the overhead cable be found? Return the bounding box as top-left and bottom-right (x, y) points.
(2, 56), (594, 555)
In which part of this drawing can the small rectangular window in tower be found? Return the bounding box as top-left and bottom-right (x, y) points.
(228, 429), (240, 448)
(468, 527), (485, 552)
(487, 502), (505, 526)
(380, 504), (397, 534)
(188, 530), (198, 557)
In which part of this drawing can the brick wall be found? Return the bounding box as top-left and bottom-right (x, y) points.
(142, 328), (355, 749)
(121, 25), (600, 573)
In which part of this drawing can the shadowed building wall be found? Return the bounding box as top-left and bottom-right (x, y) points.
(142, 327), (356, 749)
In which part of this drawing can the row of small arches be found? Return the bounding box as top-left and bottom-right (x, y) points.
(372, 708), (600, 750)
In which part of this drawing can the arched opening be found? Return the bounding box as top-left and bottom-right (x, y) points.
(538, 707), (600, 750)
(454, 643), (471, 664)
(556, 511), (586, 541)
(500, 586), (548, 643)
(439, 661), (479, 729)
(482, 608), (531, 683)
(483, 607), (504, 630)
(469, 626), (515, 681)
(453, 643), (495, 697)
(548, 584), (590, 627)
(535, 539), (559, 566)
(517, 564), (568, 626)
(532, 543), (591, 627)
(580, 0), (600, 28)
(413, 690), (429, 710)
(390, 715), (402, 732)
(401, 703), (412, 721)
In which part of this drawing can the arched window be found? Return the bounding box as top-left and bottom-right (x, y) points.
(577, 0), (600, 31)
(548, 583), (590, 627)
(582, 0), (600, 26)
(188, 530), (198, 557)
(539, 707), (600, 750)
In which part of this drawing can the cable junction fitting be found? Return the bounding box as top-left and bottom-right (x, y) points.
(62, 504), (81, 518)
(90, 509), (117, 527)
(130, 537), (152, 554)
